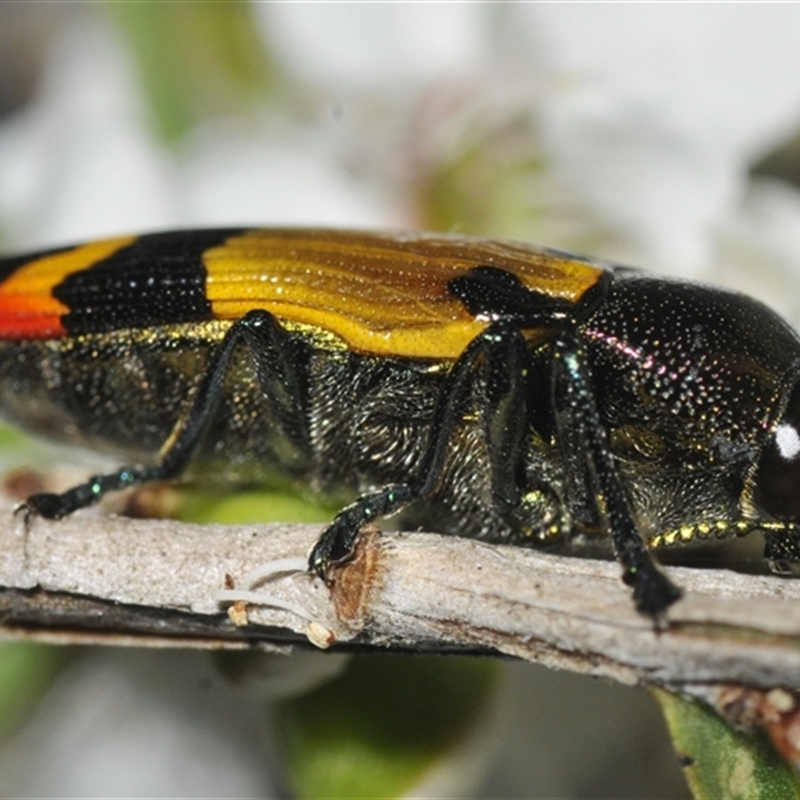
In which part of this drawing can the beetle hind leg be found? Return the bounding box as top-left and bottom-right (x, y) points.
(20, 464), (163, 520)
(22, 309), (309, 520)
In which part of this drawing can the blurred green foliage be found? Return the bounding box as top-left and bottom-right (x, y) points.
(274, 654), (501, 798)
(180, 487), (339, 526)
(654, 688), (800, 799)
(105, 1), (277, 143)
(0, 644), (70, 742)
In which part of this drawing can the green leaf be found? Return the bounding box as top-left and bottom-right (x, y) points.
(654, 687), (800, 800)
(0, 644), (70, 741)
(179, 487), (339, 526)
(0, 423), (36, 453)
(273, 654), (501, 799)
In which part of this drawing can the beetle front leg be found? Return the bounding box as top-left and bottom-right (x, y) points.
(552, 334), (682, 617)
(764, 529), (800, 576)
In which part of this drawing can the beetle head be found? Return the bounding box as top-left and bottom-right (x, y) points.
(753, 379), (800, 522)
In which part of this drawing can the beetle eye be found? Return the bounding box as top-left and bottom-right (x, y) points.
(754, 379), (800, 520)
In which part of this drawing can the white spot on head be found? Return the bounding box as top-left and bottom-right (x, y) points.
(776, 422), (800, 460)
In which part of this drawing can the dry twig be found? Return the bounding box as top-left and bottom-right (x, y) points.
(0, 503), (799, 707)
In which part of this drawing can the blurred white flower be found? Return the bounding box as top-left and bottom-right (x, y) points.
(519, 4), (800, 277)
(256, 3), (489, 91)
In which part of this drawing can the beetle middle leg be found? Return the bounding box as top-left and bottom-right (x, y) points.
(21, 309), (309, 519)
(308, 321), (540, 574)
(552, 333), (682, 617)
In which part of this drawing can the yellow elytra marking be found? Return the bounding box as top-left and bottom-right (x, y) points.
(0, 236), (137, 323)
(202, 229), (606, 359)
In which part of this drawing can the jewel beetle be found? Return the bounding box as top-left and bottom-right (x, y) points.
(1, 228), (800, 618)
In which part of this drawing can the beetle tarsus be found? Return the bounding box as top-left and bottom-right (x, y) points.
(308, 483), (415, 578)
(21, 492), (69, 520)
(630, 565), (683, 618)
(308, 516), (358, 578)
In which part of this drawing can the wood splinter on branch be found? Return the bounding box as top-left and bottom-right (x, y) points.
(1, 504), (800, 712)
